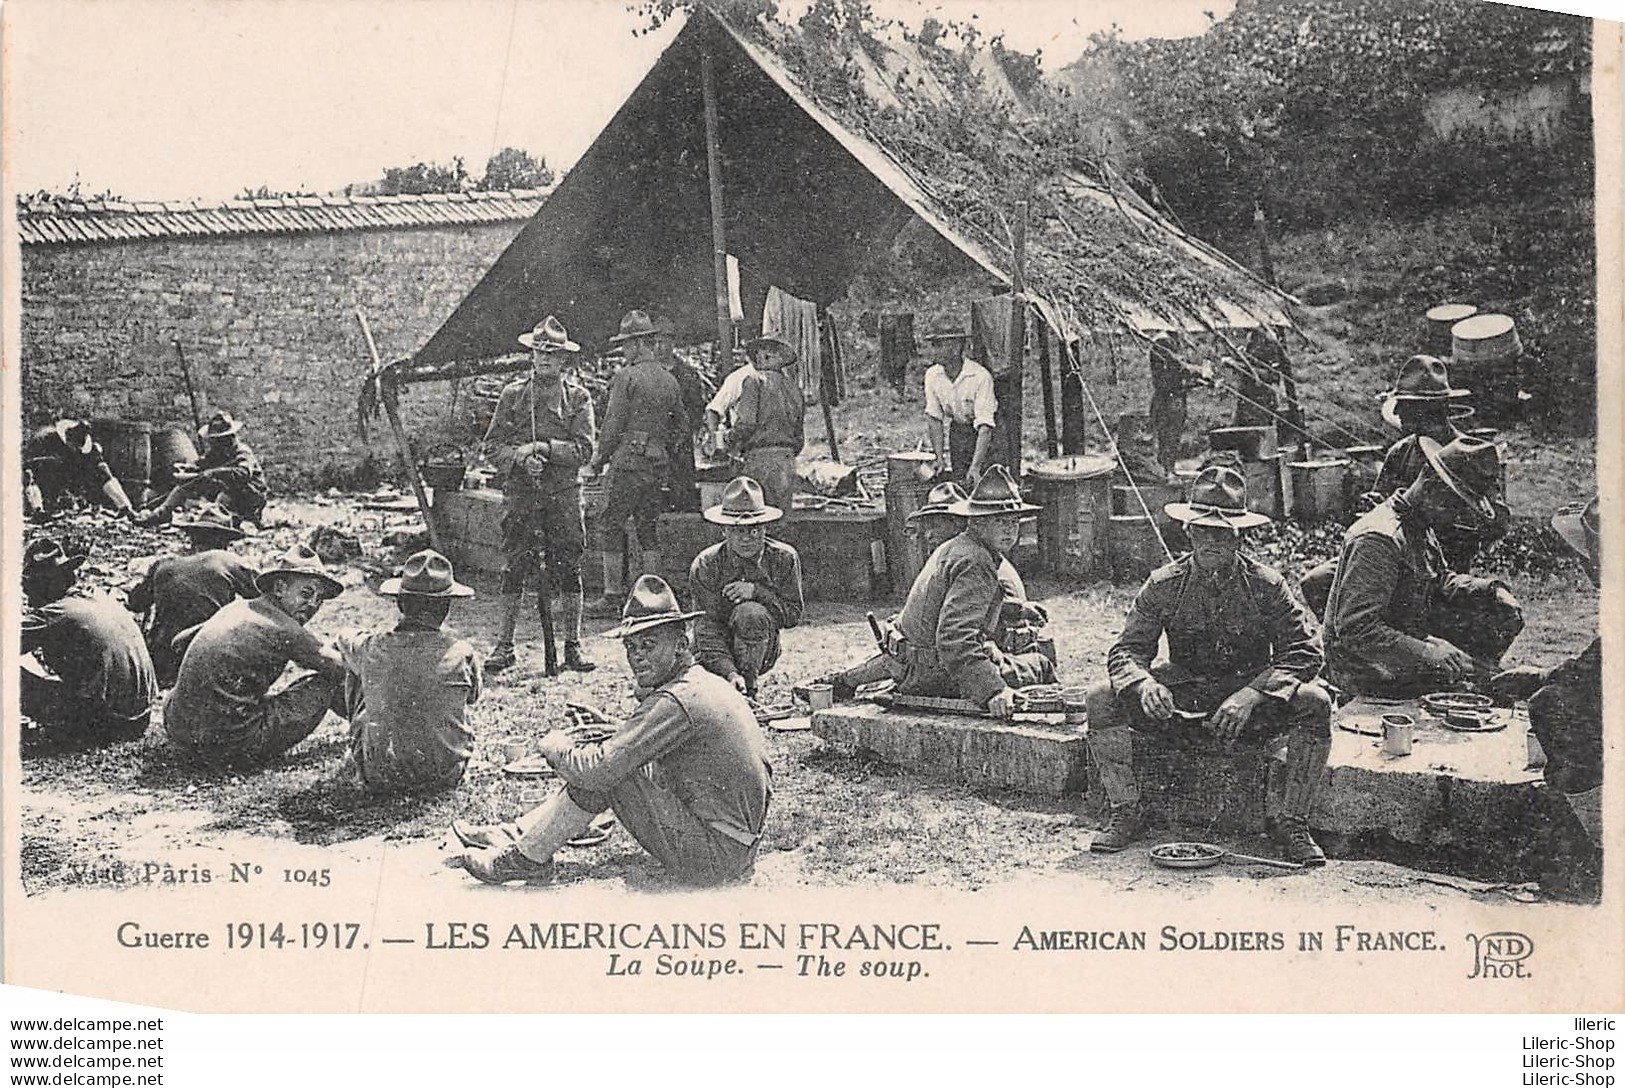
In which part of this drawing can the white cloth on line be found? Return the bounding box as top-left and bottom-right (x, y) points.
(761, 285), (821, 400)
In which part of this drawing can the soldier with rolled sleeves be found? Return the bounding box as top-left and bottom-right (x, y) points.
(726, 336), (805, 515)
(1322, 435), (1523, 698)
(690, 476), (804, 698)
(920, 314), (997, 487)
(1084, 465), (1332, 865)
(452, 575), (772, 887)
(479, 316), (597, 675)
(1490, 498), (1603, 846)
(814, 479), (1052, 701)
(24, 419), (138, 519)
(586, 311), (685, 615)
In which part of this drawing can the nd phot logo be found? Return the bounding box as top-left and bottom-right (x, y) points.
(1465, 932), (1534, 979)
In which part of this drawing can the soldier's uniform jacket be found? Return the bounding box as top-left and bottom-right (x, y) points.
(1107, 553), (1323, 702)
(895, 531), (1008, 705)
(599, 360), (682, 470)
(1323, 494), (1503, 685)
(482, 374), (596, 496)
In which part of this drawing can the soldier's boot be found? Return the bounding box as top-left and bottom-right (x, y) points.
(1091, 803), (1145, 854)
(485, 592), (524, 674)
(451, 819), (521, 850)
(563, 641), (596, 673)
(460, 844), (554, 885)
(1084, 716), (1142, 852)
(583, 551), (626, 618)
(1269, 728), (1332, 867)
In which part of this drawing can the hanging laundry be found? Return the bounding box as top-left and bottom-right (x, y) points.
(971, 295), (1016, 377)
(762, 285), (822, 401)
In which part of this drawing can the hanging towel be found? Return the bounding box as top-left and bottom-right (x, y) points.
(971, 295), (1016, 377)
(762, 285), (822, 401)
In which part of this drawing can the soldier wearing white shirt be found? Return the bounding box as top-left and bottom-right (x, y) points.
(920, 314), (998, 485)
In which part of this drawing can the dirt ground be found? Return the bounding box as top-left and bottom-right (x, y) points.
(17, 473), (1598, 904)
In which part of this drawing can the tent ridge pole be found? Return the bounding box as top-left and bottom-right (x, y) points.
(701, 48), (733, 365)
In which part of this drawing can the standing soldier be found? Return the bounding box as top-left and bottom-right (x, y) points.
(920, 315), (997, 487)
(726, 336), (805, 514)
(656, 314), (713, 514)
(480, 316), (598, 674)
(587, 310), (684, 615)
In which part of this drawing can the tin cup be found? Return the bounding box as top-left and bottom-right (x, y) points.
(1381, 714), (1415, 757)
(500, 736), (529, 764)
(1061, 687), (1089, 726)
(805, 683), (834, 712)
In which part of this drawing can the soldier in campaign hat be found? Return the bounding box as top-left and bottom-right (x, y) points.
(335, 550), (482, 795)
(479, 315), (598, 675)
(1084, 465), (1332, 865)
(920, 313), (998, 486)
(452, 575), (772, 887)
(689, 476), (804, 698)
(141, 410), (270, 526)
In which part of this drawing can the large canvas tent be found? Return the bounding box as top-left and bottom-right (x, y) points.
(407, 5), (1294, 376)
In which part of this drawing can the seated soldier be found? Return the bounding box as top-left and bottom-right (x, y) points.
(20, 538), (158, 750)
(1490, 498), (1602, 846)
(1323, 435), (1522, 697)
(23, 419), (138, 519)
(164, 545), (347, 768)
(141, 410), (269, 526)
(452, 576), (772, 887)
(337, 550), (482, 795)
(690, 476), (804, 697)
(1084, 466), (1332, 864)
(816, 480), (1052, 700)
(125, 502), (260, 687)
(1300, 355), (1505, 614)
(878, 466), (1047, 719)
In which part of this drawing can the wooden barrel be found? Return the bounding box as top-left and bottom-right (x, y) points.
(1289, 458), (1350, 522)
(1109, 514), (1165, 584)
(885, 452), (937, 595)
(1029, 455), (1114, 580)
(150, 426), (200, 493)
(92, 419), (152, 502)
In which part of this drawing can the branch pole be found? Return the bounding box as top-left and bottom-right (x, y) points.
(357, 308), (445, 554)
(701, 49), (734, 365)
(1003, 201), (1028, 472)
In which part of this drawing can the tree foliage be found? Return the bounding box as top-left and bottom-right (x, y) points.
(379, 158), (469, 196)
(477, 147), (555, 191)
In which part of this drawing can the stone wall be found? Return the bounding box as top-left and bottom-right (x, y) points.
(21, 223), (525, 488)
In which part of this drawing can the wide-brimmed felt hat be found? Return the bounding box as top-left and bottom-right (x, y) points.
(907, 481), (968, 522)
(1418, 435), (1500, 523)
(517, 314), (581, 353)
(174, 501), (245, 541)
(919, 313), (971, 342)
(381, 548), (474, 598)
(23, 537), (86, 576)
(743, 336), (796, 367)
(1551, 497), (1599, 569)
(605, 575), (703, 639)
(945, 465), (1041, 518)
(256, 543), (343, 599)
(608, 310), (659, 345)
(704, 476), (783, 526)
(1165, 464), (1272, 529)
(199, 410), (243, 440)
(55, 419), (94, 454)
(1379, 355), (1472, 402)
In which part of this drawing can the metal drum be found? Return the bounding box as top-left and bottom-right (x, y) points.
(1029, 455), (1114, 580)
(1424, 303), (1477, 355)
(885, 452), (937, 594)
